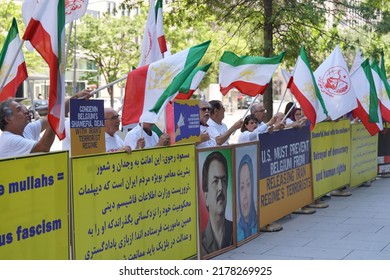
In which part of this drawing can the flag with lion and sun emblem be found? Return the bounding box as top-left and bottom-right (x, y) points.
(219, 50), (285, 96)
(122, 41), (210, 125)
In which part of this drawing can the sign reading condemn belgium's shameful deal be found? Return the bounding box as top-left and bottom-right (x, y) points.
(70, 99), (105, 156)
(258, 127), (313, 227)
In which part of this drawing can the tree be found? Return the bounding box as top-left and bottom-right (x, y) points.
(74, 13), (142, 106)
(122, 0), (390, 117)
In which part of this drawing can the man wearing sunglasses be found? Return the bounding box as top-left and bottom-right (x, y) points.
(104, 108), (131, 153)
(250, 103), (277, 134)
(197, 99), (216, 149)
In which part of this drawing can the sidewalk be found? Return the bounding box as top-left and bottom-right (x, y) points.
(214, 176), (390, 260)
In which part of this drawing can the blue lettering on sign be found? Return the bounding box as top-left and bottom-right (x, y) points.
(258, 127), (311, 179)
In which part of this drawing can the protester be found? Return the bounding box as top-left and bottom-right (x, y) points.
(285, 106), (307, 128)
(250, 103), (277, 134)
(207, 100), (242, 145)
(124, 122), (170, 150)
(238, 114), (259, 143)
(201, 151), (233, 255)
(0, 90), (91, 158)
(23, 110), (49, 141)
(104, 107), (131, 153)
(284, 101), (294, 119)
(197, 99), (216, 148)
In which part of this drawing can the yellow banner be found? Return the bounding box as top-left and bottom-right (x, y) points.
(0, 152), (69, 260)
(259, 164), (312, 226)
(311, 120), (351, 198)
(72, 144), (197, 260)
(350, 123), (378, 187)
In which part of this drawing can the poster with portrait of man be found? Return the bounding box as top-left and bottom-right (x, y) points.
(196, 147), (235, 259)
(234, 142), (260, 245)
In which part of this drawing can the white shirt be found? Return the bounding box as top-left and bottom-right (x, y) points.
(0, 120), (45, 158)
(197, 124), (216, 149)
(23, 120), (42, 140)
(207, 118), (229, 146)
(0, 131), (37, 158)
(105, 132), (125, 152)
(237, 122), (268, 143)
(124, 124), (159, 150)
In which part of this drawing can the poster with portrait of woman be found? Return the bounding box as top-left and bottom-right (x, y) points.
(234, 142), (260, 244)
(196, 146), (235, 259)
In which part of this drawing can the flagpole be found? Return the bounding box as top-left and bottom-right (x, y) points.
(232, 94), (259, 136)
(241, 94), (260, 119)
(282, 101), (297, 123)
(0, 40), (24, 92)
(73, 22), (77, 94)
(80, 75), (128, 98)
(276, 87), (289, 114)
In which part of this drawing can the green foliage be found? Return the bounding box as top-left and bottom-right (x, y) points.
(119, 0), (390, 116)
(73, 13), (143, 95)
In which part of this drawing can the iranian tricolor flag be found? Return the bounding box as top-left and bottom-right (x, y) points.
(175, 63), (212, 100)
(219, 51), (285, 96)
(122, 41), (211, 125)
(371, 61), (390, 122)
(138, 0), (163, 67)
(155, 0), (167, 54)
(23, 0), (67, 140)
(314, 45), (357, 120)
(288, 47), (328, 130)
(0, 18), (28, 102)
(351, 59), (383, 136)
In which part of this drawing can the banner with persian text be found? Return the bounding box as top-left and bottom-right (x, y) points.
(71, 144), (197, 260)
(350, 123), (377, 187)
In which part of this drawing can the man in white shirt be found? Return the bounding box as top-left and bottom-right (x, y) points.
(0, 90), (91, 158)
(0, 99), (54, 158)
(197, 100), (216, 149)
(23, 114), (48, 140)
(250, 103), (276, 134)
(104, 108), (131, 153)
(207, 100), (242, 146)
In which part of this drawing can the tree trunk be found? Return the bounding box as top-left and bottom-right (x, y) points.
(263, 0), (273, 121)
(107, 85), (114, 108)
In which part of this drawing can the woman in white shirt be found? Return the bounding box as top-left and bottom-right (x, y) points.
(238, 115), (262, 143)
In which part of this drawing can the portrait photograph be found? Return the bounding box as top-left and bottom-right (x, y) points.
(196, 147), (234, 259)
(234, 142), (259, 244)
